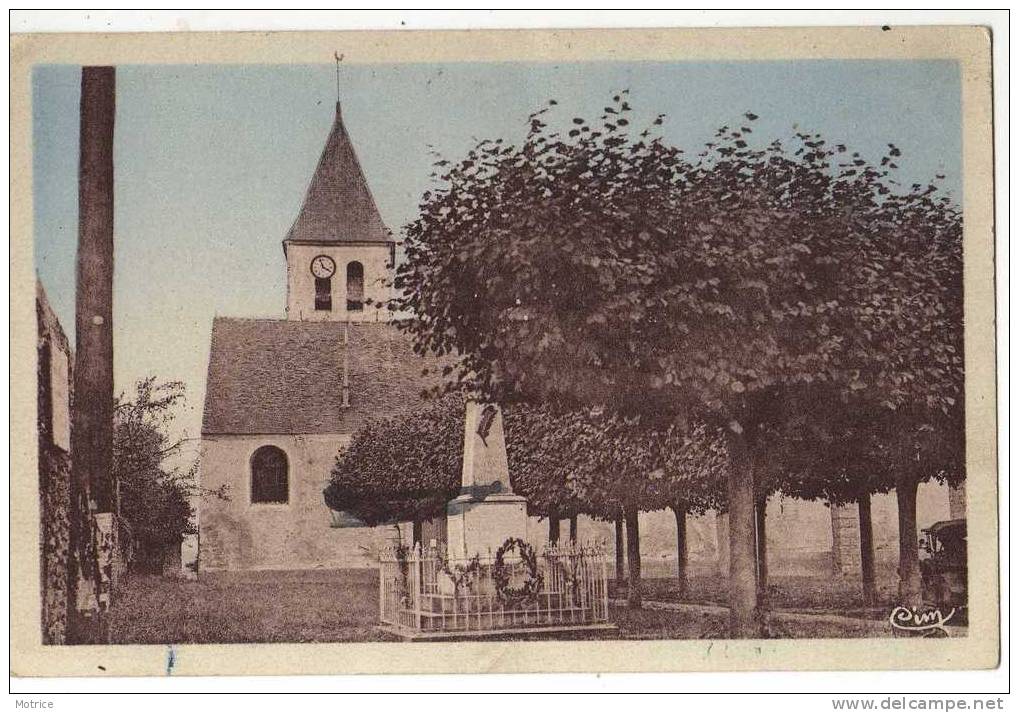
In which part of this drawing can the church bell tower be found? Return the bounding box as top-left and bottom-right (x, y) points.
(282, 102), (396, 322)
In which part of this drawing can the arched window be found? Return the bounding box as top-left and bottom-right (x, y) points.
(251, 446), (289, 504)
(314, 276), (332, 311)
(346, 261), (364, 311)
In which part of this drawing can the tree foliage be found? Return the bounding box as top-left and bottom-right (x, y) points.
(502, 403), (592, 519)
(394, 92), (961, 437)
(324, 395), (463, 525)
(326, 397), (726, 526)
(390, 91), (963, 629)
(114, 378), (211, 561)
(506, 404), (724, 518)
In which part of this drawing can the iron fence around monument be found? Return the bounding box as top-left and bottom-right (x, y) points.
(378, 541), (611, 637)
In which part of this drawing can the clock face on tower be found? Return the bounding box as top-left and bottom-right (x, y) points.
(310, 255), (336, 279)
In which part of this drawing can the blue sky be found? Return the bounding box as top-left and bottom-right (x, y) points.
(32, 60), (961, 441)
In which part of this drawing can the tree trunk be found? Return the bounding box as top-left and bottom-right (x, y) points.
(715, 512), (729, 577)
(614, 515), (625, 583)
(411, 518), (423, 547)
(755, 494), (769, 605)
(624, 507), (642, 609)
(569, 515), (578, 543)
(68, 66), (116, 645)
(896, 476), (922, 608)
(726, 425), (760, 638)
(672, 506), (688, 598)
(858, 492), (877, 606)
(548, 515), (560, 545)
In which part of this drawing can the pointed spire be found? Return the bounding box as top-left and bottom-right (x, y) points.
(285, 103), (391, 245)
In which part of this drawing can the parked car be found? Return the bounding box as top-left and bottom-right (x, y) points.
(919, 518), (967, 614)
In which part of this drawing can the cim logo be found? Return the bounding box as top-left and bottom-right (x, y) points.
(888, 606), (957, 636)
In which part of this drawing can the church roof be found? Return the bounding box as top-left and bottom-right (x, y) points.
(285, 103), (392, 245)
(202, 318), (448, 435)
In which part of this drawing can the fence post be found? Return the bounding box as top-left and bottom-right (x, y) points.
(413, 543), (422, 632)
(378, 553), (385, 624)
(601, 546), (609, 621)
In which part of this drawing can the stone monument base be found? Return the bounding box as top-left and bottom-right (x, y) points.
(445, 492), (529, 560)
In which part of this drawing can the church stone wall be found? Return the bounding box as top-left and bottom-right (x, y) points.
(199, 424), (958, 576)
(285, 242), (392, 323)
(200, 433), (398, 571)
(432, 480), (955, 581)
(629, 482), (954, 578)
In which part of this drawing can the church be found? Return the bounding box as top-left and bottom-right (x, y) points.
(198, 102), (446, 571)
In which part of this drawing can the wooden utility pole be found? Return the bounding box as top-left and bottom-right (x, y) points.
(69, 66), (116, 643)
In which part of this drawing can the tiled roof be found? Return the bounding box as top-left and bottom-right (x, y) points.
(201, 318), (448, 435)
(285, 103), (392, 245)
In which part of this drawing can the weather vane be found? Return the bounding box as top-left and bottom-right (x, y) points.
(334, 51), (344, 104)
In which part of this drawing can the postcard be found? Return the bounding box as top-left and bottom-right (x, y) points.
(10, 24), (997, 677)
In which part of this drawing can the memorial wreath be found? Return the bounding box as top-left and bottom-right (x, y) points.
(493, 537), (544, 608)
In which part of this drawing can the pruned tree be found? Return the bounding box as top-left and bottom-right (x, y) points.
(513, 403), (711, 607)
(503, 403), (592, 543)
(324, 396), (464, 541)
(328, 395), (711, 609)
(657, 422), (727, 598)
(534, 411), (724, 608)
(390, 93), (961, 634)
(885, 401), (965, 607)
(769, 393), (890, 605)
(566, 412), (665, 609)
(778, 150), (963, 609)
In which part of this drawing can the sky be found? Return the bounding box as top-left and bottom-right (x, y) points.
(32, 60), (962, 446)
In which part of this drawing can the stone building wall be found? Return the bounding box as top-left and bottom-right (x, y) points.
(37, 282), (74, 644)
(200, 433), (403, 570)
(609, 481), (957, 579)
(831, 503), (862, 575)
